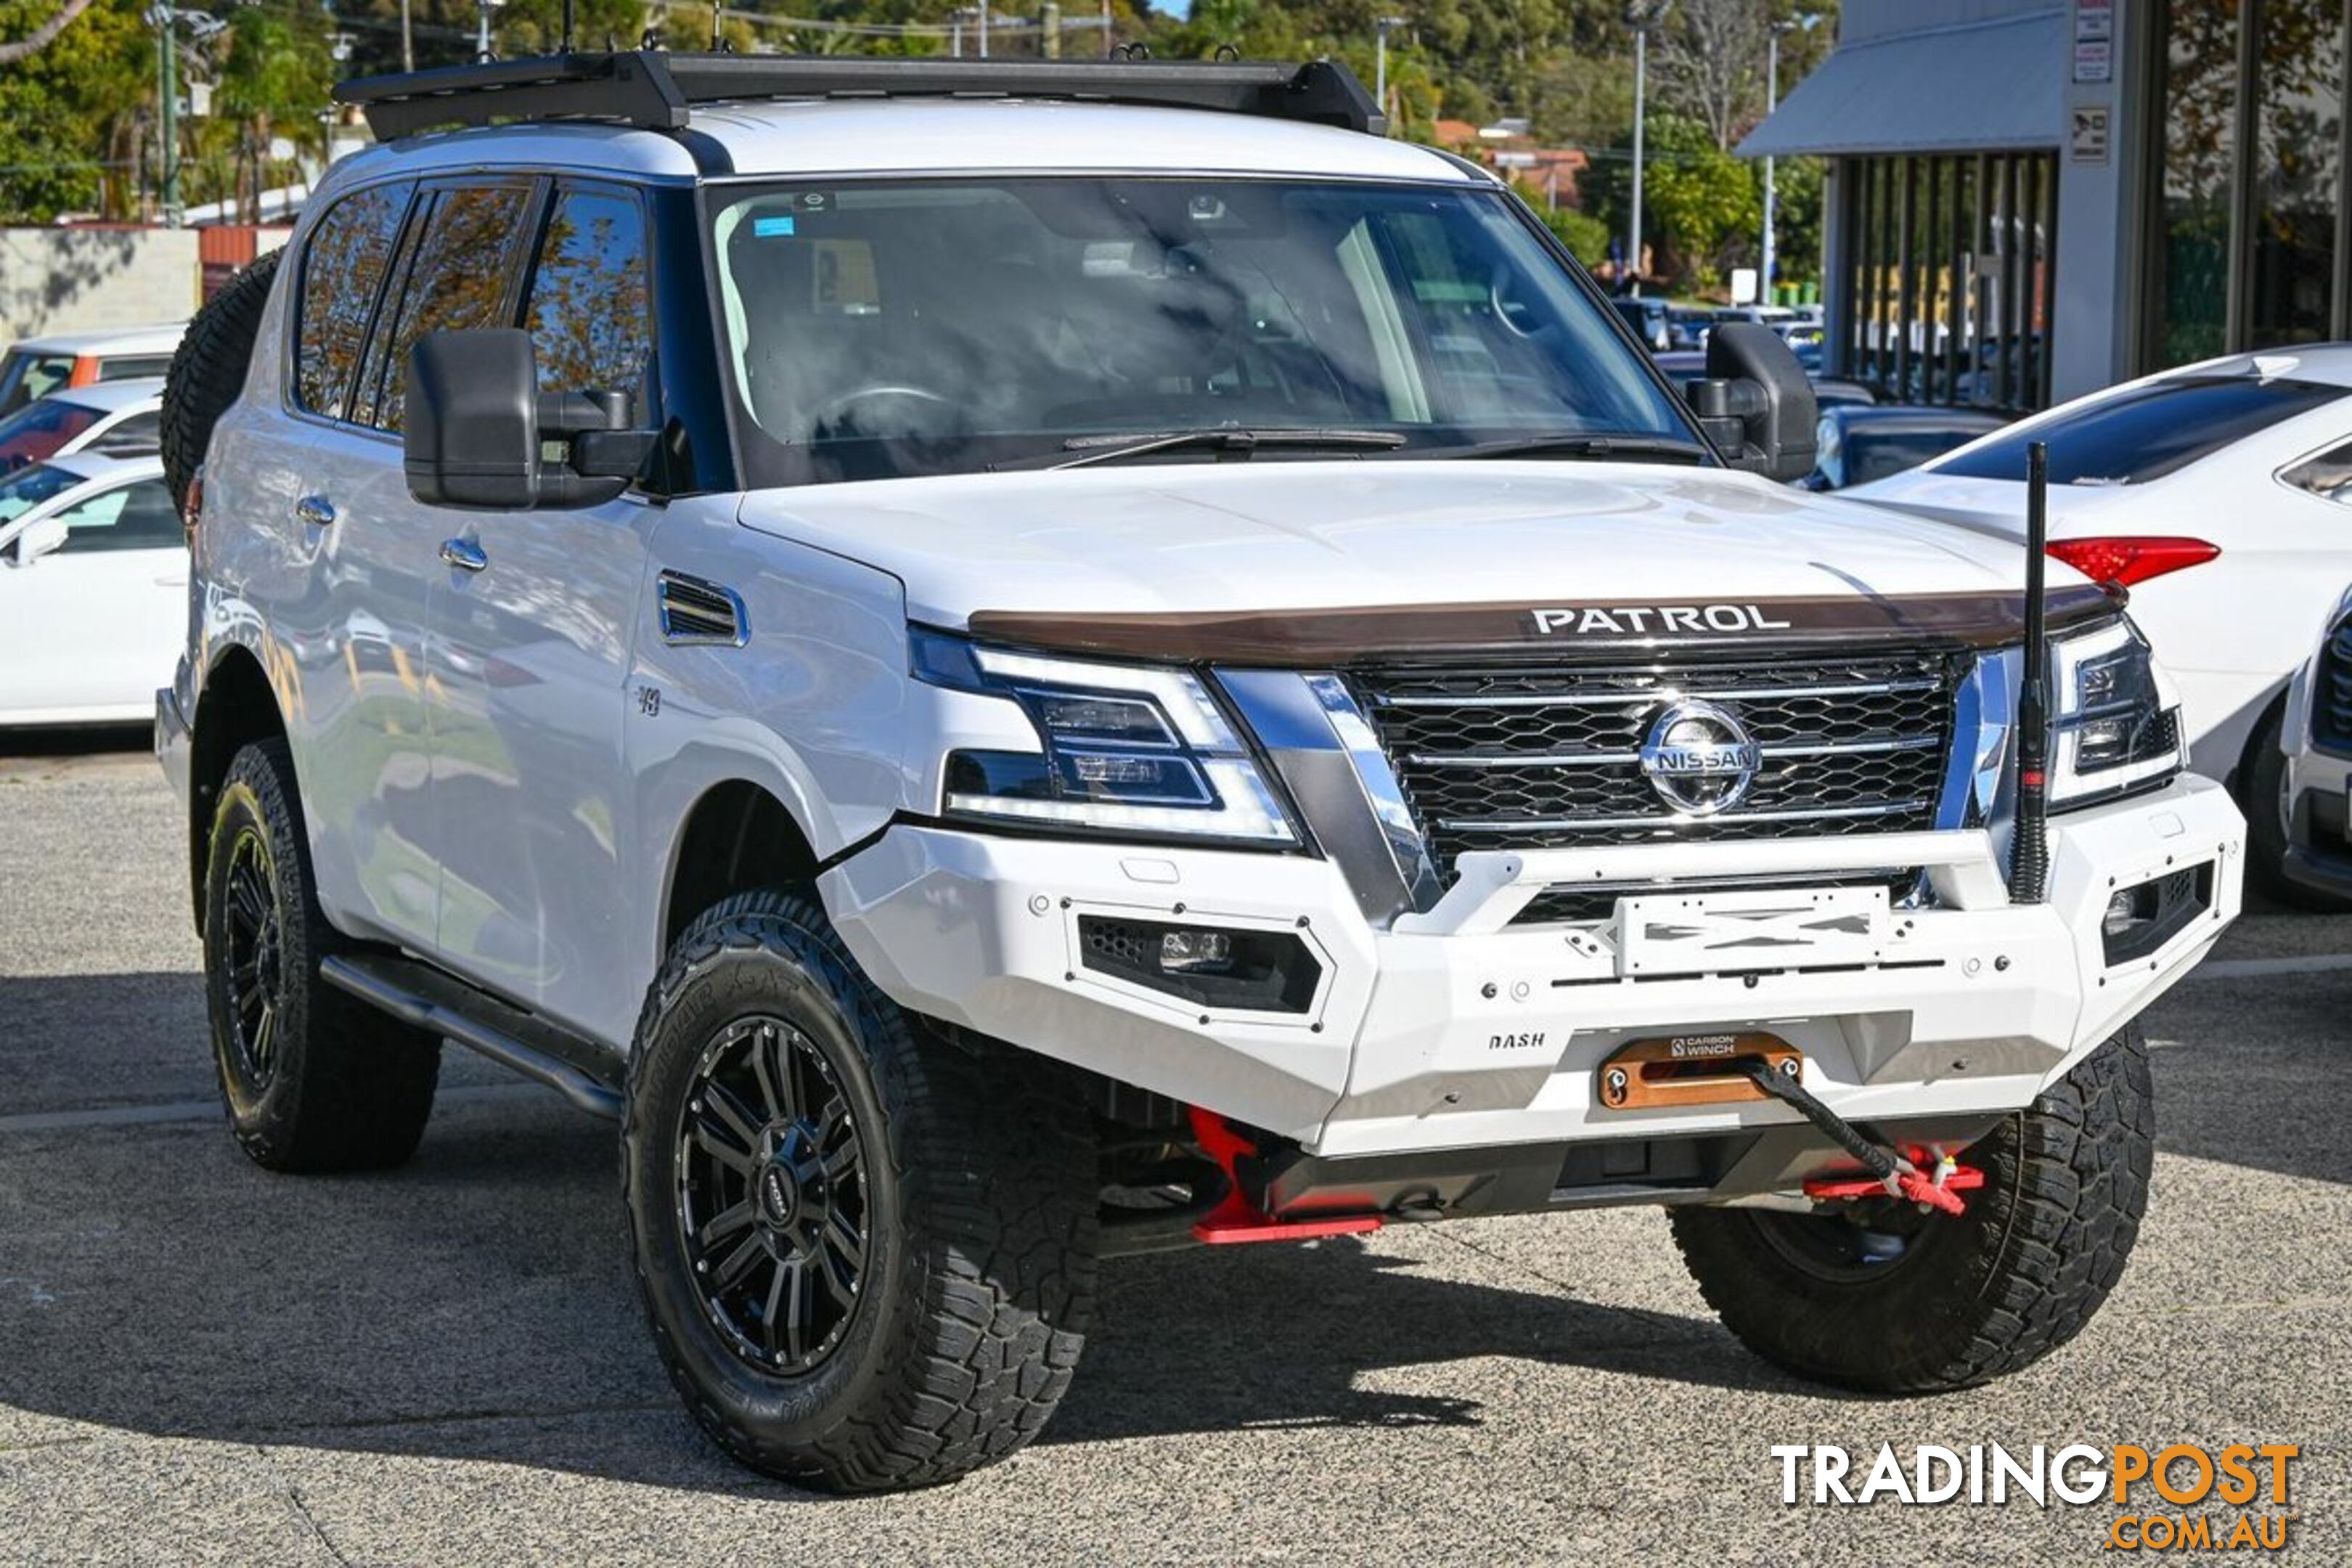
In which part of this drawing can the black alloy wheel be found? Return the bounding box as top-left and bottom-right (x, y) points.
(218, 823), (286, 1092)
(677, 1015), (870, 1376)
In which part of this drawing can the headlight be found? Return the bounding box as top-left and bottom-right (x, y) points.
(2047, 618), (2183, 807)
(912, 630), (1298, 846)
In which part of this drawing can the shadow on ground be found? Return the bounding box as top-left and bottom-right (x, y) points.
(0, 960), (2342, 1494)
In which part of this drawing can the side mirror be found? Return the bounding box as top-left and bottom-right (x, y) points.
(404, 329), (658, 510)
(7, 513), (68, 567)
(1683, 322), (1818, 483)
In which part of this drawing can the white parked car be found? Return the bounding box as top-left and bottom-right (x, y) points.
(0, 453), (186, 726)
(2260, 582), (2352, 907)
(1849, 348), (2352, 803)
(0, 378), (164, 473)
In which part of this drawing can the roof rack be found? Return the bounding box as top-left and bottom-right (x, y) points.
(334, 51), (1385, 142)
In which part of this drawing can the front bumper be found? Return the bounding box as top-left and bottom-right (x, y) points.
(2282, 741), (2352, 898)
(820, 775), (2242, 1164)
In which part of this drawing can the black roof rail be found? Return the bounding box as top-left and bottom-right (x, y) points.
(334, 51), (1385, 142)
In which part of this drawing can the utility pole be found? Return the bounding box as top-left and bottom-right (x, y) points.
(978, 0), (989, 57)
(145, 3), (181, 227)
(1042, 1), (1060, 58)
(1628, 21), (1647, 293)
(401, 0), (414, 73)
(475, 0), (500, 61)
(1762, 14), (1821, 304)
(1373, 16), (1406, 131)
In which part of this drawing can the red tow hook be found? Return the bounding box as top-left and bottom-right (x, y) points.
(1187, 1106), (1384, 1245)
(1803, 1151), (1984, 1216)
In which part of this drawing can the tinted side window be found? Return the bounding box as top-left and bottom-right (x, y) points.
(90, 410), (161, 454)
(53, 479), (181, 553)
(97, 356), (174, 381)
(366, 184), (534, 433)
(296, 181), (412, 419)
(1936, 375), (2350, 486)
(526, 187), (653, 399)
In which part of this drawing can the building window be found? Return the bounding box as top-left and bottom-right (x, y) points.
(1837, 150), (2056, 411)
(2145, 0), (2352, 367)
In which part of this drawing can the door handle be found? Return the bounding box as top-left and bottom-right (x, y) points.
(295, 495), (335, 529)
(439, 537), (489, 573)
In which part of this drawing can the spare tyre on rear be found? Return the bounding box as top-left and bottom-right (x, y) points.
(161, 246), (283, 516)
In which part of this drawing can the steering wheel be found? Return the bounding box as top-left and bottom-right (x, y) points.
(809, 385), (964, 441)
(1490, 267), (1548, 339)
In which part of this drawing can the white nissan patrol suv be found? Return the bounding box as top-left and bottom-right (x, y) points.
(158, 52), (2243, 1491)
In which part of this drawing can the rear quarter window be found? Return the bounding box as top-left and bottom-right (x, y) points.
(1935, 375), (2349, 486)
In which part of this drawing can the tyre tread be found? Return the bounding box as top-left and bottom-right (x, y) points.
(621, 890), (1097, 1492)
(1668, 1028), (2153, 1393)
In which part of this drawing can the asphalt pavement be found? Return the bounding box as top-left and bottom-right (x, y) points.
(2, 735), (2347, 1566)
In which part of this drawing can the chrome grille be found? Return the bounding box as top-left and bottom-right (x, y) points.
(2316, 615), (2352, 756)
(1356, 652), (1959, 873)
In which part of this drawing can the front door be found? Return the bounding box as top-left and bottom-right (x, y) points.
(422, 180), (661, 1038)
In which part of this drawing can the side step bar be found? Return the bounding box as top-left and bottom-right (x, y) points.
(319, 952), (624, 1119)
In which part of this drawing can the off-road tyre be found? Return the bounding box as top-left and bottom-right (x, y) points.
(622, 890), (1099, 1493)
(1670, 1027), (2153, 1392)
(202, 738), (441, 1171)
(2241, 702), (2352, 910)
(162, 246), (281, 515)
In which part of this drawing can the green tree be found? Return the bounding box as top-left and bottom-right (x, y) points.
(1530, 200), (1609, 268)
(1585, 112), (1760, 290)
(0, 0), (147, 220)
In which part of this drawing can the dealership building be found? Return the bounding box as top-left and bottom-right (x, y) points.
(1745, 0), (2348, 409)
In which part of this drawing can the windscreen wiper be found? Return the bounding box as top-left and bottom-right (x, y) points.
(995, 427), (1408, 472)
(1438, 433), (1713, 464)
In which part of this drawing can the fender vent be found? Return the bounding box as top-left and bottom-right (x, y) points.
(656, 571), (747, 646)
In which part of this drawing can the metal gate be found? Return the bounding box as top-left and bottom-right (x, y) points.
(1837, 150), (2058, 412)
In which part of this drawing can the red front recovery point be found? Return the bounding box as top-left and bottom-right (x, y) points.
(1187, 1107), (1384, 1245)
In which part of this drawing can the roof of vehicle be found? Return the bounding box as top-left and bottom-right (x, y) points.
(2158, 345), (2352, 389)
(5, 322), (184, 357)
(38, 377), (164, 414)
(332, 97), (1483, 191)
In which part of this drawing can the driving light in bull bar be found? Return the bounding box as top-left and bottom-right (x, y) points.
(915, 631), (1298, 844)
(2046, 620), (2184, 807)
(1158, 928), (1233, 973)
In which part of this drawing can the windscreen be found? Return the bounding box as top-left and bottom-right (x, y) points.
(0, 351), (75, 420)
(1933, 375), (2349, 486)
(0, 463), (81, 524)
(1845, 425), (1989, 487)
(711, 177), (1693, 484)
(0, 399), (99, 473)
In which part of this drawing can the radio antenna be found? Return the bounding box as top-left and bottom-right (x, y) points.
(2011, 439), (2051, 904)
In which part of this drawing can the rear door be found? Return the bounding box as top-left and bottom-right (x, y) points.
(424, 179), (661, 1035)
(227, 174), (443, 950)
(0, 473), (184, 720)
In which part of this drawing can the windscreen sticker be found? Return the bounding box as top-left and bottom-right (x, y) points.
(752, 215), (797, 238)
(813, 239), (881, 316)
